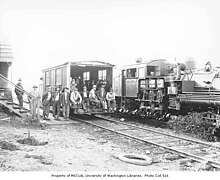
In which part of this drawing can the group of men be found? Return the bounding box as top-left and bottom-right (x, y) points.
(42, 86), (70, 120)
(42, 83), (116, 120)
(15, 78), (116, 121)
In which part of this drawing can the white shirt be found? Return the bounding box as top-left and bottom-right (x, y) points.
(47, 92), (51, 101)
(106, 92), (115, 101)
(55, 93), (59, 101)
(83, 91), (88, 98)
(70, 91), (82, 103)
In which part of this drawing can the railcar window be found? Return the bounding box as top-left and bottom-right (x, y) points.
(45, 71), (51, 86)
(55, 68), (62, 85)
(127, 68), (136, 77)
(98, 70), (107, 80)
(147, 66), (155, 76)
(83, 71), (90, 81)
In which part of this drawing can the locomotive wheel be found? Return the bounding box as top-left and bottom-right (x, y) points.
(163, 113), (171, 122)
(118, 154), (152, 166)
(153, 112), (161, 121)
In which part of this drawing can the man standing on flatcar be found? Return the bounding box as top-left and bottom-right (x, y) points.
(70, 78), (77, 91)
(61, 87), (70, 119)
(15, 78), (24, 111)
(52, 86), (61, 120)
(42, 86), (52, 120)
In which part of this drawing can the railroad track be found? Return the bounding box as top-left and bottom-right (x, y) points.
(71, 114), (220, 169)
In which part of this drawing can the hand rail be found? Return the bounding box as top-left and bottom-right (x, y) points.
(0, 73), (38, 100)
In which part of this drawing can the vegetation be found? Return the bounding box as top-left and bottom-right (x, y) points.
(167, 113), (219, 142)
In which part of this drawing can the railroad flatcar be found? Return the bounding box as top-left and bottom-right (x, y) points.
(42, 61), (114, 114)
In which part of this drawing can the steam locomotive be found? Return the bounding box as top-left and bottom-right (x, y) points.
(113, 59), (220, 126)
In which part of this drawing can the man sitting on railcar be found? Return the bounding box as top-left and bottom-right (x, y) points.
(97, 79), (105, 91)
(81, 86), (89, 112)
(97, 87), (107, 111)
(89, 85), (100, 109)
(70, 88), (82, 113)
(106, 88), (116, 113)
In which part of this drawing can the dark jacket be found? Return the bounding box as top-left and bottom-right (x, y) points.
(97, 90), (107, 100)
(42, 92), (52, 106)
(15, 83), (24, 97)
(60, 92), (70, 105)
(52, 91), (61, 103)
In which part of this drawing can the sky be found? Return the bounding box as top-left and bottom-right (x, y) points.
(0, 0), (220, 90)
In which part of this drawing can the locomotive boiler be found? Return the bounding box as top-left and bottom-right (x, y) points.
(113, 59), (220, 126)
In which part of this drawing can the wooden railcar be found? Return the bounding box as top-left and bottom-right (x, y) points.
(42, 61), (114, 92)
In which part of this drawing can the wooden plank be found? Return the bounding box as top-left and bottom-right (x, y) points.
(0, 100), (22, 117)
(6, 101), (14, 105)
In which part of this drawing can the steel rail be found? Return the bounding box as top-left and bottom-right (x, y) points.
(71, 116), (220, 169)
(95, 115), (220, 150)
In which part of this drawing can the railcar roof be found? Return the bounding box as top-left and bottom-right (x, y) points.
(42, 60), (114, 71)
(71, 60), (114, 67)
(119, 59), (167, 68)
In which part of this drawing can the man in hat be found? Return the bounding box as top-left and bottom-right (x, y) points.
(89, 84), (100, 108)
(60, 87), (70, 119)
(70, 88), (82, 113)
(81, 86), (89, 112)
(52, 86), (62, 120)
(28, 85), (41, 120)
(97, 86), (107, 111)
(15, 78), (24, 111)
(42, 86), (52, 120)
(106, 88), (116, 112)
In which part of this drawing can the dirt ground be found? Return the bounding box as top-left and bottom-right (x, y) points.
(0, 110), (218, 173)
